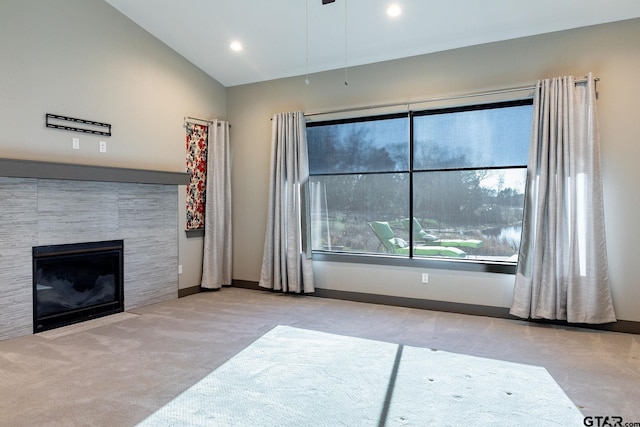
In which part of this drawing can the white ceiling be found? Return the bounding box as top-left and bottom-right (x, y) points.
(104, 0), (640, 87)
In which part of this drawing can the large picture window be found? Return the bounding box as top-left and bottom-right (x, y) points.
(307, 100), (533, 268)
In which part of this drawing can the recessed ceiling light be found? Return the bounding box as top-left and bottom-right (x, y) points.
(387, 4), (402, 17)
(230, 41), (243, 52)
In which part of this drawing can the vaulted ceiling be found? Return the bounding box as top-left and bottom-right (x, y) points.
(104, 0), (640, 87)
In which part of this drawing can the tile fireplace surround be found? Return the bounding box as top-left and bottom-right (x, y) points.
(0, 159), (190, 341)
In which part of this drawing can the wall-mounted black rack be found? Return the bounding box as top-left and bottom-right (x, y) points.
(46, 114), (112, 136)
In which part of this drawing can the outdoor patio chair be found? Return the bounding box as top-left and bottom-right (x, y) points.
(369, 221), (467, 257)
(400, 217), (483, 249)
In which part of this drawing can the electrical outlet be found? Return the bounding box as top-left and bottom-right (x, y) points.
(72, 138), (80, 150)
(99, 141), (107, 153)
(421, 273), (429, 284)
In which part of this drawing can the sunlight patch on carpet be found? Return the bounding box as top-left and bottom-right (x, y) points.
(138, 325), (584, 426)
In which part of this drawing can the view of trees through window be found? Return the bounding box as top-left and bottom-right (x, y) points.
(307, 100), (533, 263)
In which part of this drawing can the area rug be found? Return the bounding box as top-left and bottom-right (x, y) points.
(138, 325), (584, 426)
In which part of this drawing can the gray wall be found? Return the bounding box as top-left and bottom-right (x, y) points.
(0, 0), (226, 290)
(228, 19), (640, 322)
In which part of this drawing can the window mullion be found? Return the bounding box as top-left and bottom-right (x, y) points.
(409, 111), (415, 258)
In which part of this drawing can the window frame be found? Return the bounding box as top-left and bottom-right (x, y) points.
(306, 99), (534, 275)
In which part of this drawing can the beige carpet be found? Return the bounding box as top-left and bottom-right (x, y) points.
(138, 325), (584, 426)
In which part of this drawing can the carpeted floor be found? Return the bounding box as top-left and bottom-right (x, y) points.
(0, 287), (639, 426)
(138, 325), (584, 426)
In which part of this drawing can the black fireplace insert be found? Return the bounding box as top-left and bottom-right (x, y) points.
(33, 240), (124, 333)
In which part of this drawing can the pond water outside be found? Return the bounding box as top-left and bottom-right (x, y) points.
(483, 225), (522, 250)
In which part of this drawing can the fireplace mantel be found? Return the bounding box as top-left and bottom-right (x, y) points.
(0, 158), (190, 185)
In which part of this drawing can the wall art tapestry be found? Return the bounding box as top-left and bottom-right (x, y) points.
(185, 123), (208, 230)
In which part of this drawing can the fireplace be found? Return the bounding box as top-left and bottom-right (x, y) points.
(33, 240), (124, 333)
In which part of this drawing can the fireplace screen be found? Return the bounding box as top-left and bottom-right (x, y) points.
(33, 240), (124, 333)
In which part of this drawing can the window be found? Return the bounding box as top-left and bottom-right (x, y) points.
(307, 100), (533, 269)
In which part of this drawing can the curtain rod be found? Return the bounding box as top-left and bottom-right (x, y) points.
(184, 116), (230, 127)
(184, 116), (214, 124)
(304, 76), (598, 118)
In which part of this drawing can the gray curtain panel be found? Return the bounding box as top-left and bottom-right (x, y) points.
(259, 112), (314, 293)
(201, 121), (232, 289)
(510, 73), (616, 323)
